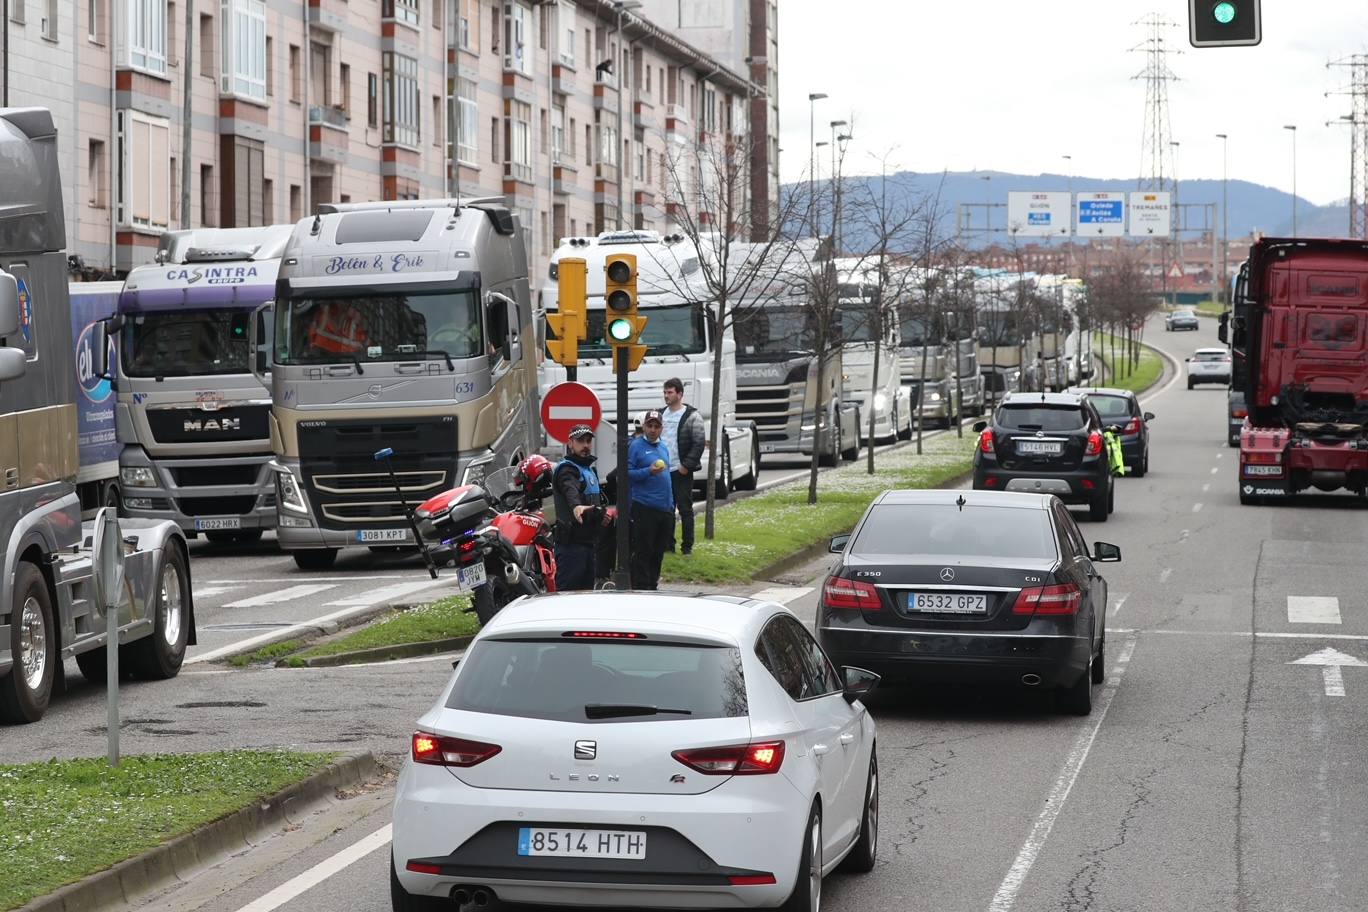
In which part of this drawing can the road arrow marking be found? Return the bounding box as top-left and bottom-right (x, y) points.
(1289, 647), (1368, 697)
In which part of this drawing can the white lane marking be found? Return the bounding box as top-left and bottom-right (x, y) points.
(1192, 503), (1203, 513)
(1324, 667), (1346, 697)
(987, 635), (1137, 912)
(1108, 627), (1368, 642)
(233, 823), (392, 912)
(1159, 568), (1172, 584)
(1210, 467), (1219, 474)
(1111, 592), (1130, 619)
(193, 585), (243, 600)
(324, 579), (454, 608)
(750, 586), (815, 605)
(203, 576), (412, 584)
(1288, 596), (1343, 625)
(1201, 484), (1210, 493)
(223, 584), (338, 609)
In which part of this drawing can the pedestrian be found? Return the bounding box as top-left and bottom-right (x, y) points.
(627, 410), (675, 590)
(552, 425), (611, 591)
(661, 377), (705, 555)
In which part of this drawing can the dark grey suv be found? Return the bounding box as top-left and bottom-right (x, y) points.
(1067, 387), (1154, 477)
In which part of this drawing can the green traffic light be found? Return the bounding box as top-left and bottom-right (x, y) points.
(1212, 1), (1236, 24)
(607, 317), (634, 342)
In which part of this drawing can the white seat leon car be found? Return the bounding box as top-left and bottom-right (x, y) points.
(390, 592), (880, 912)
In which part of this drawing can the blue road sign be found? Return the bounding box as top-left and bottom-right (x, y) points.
(1078, 200), (1124, 224)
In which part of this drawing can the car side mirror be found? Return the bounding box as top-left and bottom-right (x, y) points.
(1092, 541), (1121, 562)
(972, 420), (987, 433)
(1143, 412), (1155, 421)
(0, 271), (16, 337)
(842, 666), (880, 704)
(829, 533), (850, 554)
(1184, 357), (1191, 362)
(0, 346), (25, 382)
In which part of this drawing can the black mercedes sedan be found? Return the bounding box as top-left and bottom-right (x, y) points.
(816, 490), (1120, 715)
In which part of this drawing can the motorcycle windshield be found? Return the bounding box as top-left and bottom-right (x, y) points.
(481, 466), (521, 502)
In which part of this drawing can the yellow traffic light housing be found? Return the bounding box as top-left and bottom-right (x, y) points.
(603, 253), (647, 371)
(546, 257), (587, 367)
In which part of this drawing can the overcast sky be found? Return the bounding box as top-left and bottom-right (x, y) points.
(777, 1), (1368, 205)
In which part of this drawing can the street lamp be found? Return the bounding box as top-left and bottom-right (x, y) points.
(833, 132), (851, 253)
(611, 0), (643, 230)
(1284, 124), (1298, 237)
(807, 92), (828, 235)
(1216, 133), (1228, 301)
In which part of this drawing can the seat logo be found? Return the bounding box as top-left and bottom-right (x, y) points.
(939, 567), (955, 582)
(574, 740), (596, 760)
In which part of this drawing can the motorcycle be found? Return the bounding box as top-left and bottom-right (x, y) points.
(411, 462), (558, 625)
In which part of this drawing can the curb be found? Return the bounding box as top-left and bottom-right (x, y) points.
(294, 634), (475, 667)
(16, 751), (380, 912)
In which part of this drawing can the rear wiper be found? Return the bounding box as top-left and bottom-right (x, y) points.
(584, 703), (693, 719)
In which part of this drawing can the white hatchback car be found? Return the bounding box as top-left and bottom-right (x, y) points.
(1186, 347), (1231, 388)
(390, 592), (880, 912)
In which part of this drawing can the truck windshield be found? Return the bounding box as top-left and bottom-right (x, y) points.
(839, 307), (878, 343)
(901, 317), (934, 346)
(122, 310), (253, 377)
(546, 302), (706, 359)
(275, 289), (483, 364)
(736, 306), (815, 356)
(979, 316), (1022, 347)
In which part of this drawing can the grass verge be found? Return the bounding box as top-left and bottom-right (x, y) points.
(285, 595), (479, 665)
(660, 431), (979, 585)
(0, 750), (335, 911)
(1193, 299), (1225, 317)
(229, 638), (303, 668)
(1091, 333), (1164, 395)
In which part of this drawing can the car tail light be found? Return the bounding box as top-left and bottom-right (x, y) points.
(1123, 418), (1142, 435)
(406, 861), (443, 875)
(1232, 407), (1248, 419)
(983, 475), (999, 487)
(412, 732), (502, 767)
(978, 429), (995, 454)
(729, 874), (778, 886)
(1244, 451), (1281, 465)
(672, 741), (786, 775)
(1085, 431), (1103, 456)
(1080, 478), (1095, 490)
(1012, 583), (1083, 616)
(822, 576), (881, 611)
(564, 630), (647, 639)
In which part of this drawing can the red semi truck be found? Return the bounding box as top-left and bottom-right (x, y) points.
(1224, 237), (1368, 504)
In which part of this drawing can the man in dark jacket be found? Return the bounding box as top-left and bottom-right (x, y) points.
(627, 410), (674, 590)
(552, 425), (610, 591)
(662, 378), (706, 555)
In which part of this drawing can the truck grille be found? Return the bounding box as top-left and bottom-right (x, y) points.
(177, 495), (260, 516)
(737, 384), (801, 428)
(172, 464), (263, 487)
(146, 405), (271, 445)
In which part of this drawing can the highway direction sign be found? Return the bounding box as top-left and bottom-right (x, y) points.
(1077, 192), (1126, 237)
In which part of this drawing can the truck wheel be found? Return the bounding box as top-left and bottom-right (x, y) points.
(1089, 485), (1109, 522)
(820, 424), (838, 468)
(126, 544), (190, 680)
(897, 405), (913, 441)
(734, 442), (759, 491)
(841, 420), (860, 461)
(0, 562), (57, 724)
(714, 449), (731, 500)
(74, 646), (110, 685)
(293, 549), (338, 571)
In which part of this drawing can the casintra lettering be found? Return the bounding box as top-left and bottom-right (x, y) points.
(166, 266), (259, 285)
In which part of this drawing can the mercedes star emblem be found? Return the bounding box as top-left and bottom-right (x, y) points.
(939, 567), (956, 582)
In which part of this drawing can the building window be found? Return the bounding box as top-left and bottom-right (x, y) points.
(265, 36), (273, 95)
(457, 0), (477, 50)
(383, 0), (419, 27)
(367, 72), (378, 127)
(584, 123), (591, 166)
(503, 2), (530, 75)
(88, 0), (102, 42)
(198, 14), (213, 78)
(289, 184), (301, 221)
(310, 42), (331, 106)
(550, 103), (564, 162)
(263, 178), (273, 222)
(220, 0), (266, 100)
(456, 77), (478, 163)
(116, 110), (170, 229)
(10, 0), (23, 24)
(634, 140), (644, 181)
(169, 156), (179, 224)
(568, 116), (576, 157)
(490, 116), (498, 164)
(431, 95), (441, 146)
(41, 0), (56, 40)
(127, 0), (168, 75)
(598, 123), (617, 167)
(229, 138), (264, 226)
(557, 1), (575, 65)
(288, 44), (301, 102)
(88, 140), (107, 208)
(200, 164), (216, 226)
(382, 51), (419, 147)
(339, 63), (351, 115)
(509, 101), (532, 181)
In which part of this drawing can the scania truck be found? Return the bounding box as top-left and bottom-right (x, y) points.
(264, 198), (540, 570)
(540, 230), (758, 495)
(113, 226), (292, 543)
(1225, 237), (1368, 504)
(0, 107), (193, 723)
(834, 259), (913, 443)
(977, 274), (1027, 403)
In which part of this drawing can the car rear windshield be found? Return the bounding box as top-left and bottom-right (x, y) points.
(1194, 351), (1229, 362)
(997, 404), (1087, 432)
(1087, 395), (1133, 419)
(447, 639), (748, 722)
(851, 504), (1057, 560)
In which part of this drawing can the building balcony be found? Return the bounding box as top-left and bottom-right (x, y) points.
(633, 99), (654, 130)
(308, 0), (345, 32)
(309, 104), (348, 129)
(666, 104), (689, 127)
(552, 63), (575, 95)
(309, 106), (349, 164)
(553, 163), (577, 196)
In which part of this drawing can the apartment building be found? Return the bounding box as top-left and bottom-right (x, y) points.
(5, 0), (760, 279)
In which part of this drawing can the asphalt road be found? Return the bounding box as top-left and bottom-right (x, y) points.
(14, 316), (1368, 912)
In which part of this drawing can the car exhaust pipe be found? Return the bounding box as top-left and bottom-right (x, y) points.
(1021, 674), (1042, 686)
(451, 887), (471, 906)
(472, 887), (493, 906)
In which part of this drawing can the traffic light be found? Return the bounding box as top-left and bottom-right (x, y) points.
(1189, 0), (1260, 47)
(603, 253), (647, 371)
(546, 256), (587, 367)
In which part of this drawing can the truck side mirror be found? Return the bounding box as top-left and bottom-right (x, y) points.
(92, 319), (110, 380)
(251, 302), (273, 383)
(0, 346), (25, 381)
(1218, 311), (1229, 345)
(0, 272), (17, 337)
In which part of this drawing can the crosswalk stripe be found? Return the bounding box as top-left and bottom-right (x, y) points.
(193, 585), (244, 600)
(323, 578), (450, 608)
(223, 584), (339, 609)
(1287, 596), (1342, 625)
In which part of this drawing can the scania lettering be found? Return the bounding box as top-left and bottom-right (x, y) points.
(0, 107), (193, 723)
(266, 198), (539, 571)
(540, 231), (758, 495)
(114, 226), (292, 544)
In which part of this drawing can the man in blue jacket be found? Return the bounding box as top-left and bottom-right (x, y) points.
(628, 410), (675, 590)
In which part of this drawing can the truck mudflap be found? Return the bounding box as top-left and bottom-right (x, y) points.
(1239, 422), (1368, 500)
(79, 517), (197, 649)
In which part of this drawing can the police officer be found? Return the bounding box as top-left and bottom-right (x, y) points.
(552, 424), (610, 591)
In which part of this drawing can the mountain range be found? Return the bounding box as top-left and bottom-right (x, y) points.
(800, 170), (1355, 252)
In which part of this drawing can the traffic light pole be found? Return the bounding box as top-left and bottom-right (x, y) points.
(613, 346), (631, 589)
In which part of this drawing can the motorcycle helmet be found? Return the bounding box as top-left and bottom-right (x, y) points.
(514, 454), (555, 496)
